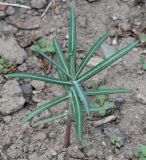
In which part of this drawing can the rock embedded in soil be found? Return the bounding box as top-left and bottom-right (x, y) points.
(0, 36), (27, 65)
(0, 11), (6, 20)
(3, 115), (12, 124)
(31, 0), (47, 9)
(20, 83), (32, 103)
(68, 146), (85, 159)
(31, 80), (45, 90)
(5, 6), (15, 15)
(136, 93), (146, 104)
(0, 80), (25, 115)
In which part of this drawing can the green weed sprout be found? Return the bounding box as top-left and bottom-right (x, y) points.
(88, 84), (114, 117)
(31, 37), (55, 53)
(111, 135), (124, 149)
(132, 145), (146, 160)
(6, 5), (139, 147)
(0, 57), (12, 74)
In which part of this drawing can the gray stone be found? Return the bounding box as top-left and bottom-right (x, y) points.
(21, 83), (32, 103)
(87, 56), (103, 67)
(0, 80), (25, 115)
(31, 80), (45, 90)
(136, 93), (146, 104)
(18, 63), (27, 71)
(31, 0), (47, 9)
(0, 36), (27, 65)
(33, 132), (47, 141)
(5, 6), (15, 15)
(68, 146), (85, 159)
(0, 75), (5, 83)
(3, 116), (12, 124)
(0, 11), (6, 20)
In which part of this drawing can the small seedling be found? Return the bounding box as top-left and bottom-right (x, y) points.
(96, 86), (114, 116)
(87, 84), (114, 117)
(0, 57), (12, 74)
(6, 5), (139, 147)
(31, 37), (55, 53)
(111, 135), (124, 149)
(140, 55), (146, 71)
(132, 145), (146, 160)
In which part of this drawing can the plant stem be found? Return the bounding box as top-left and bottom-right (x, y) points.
(64, 101), (72, 148)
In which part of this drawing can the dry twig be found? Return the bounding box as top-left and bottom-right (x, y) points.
(41, 0), (53, 19)
(0, 2), (30, 9)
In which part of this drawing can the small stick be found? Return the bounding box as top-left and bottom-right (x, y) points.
(93, 115), (116, 127)
(0, 2), (30, 9)
(41, 0), (53, 19)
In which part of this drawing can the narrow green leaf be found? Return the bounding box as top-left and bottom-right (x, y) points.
(53, 56), (70, 94)
(21, 95), (69, 124)
(71, 88), (83, 144)
(6, 73), (71, 86)
(77, 40), (139, 82)
(86, 88), (132, 96)
(33, 112), (68, 127)
(31, 46), (72, 79)
(72, 81), (89, 113)
(53, 38), (69, 73)
(76, 32), (109, 77)
(68, 4), (77, 77)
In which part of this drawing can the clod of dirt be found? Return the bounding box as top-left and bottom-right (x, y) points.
(31, 80), (45, 91)
(0, 36), (27, 65)
(0, 80), (25, 115)
(30, 0), (47, 9)
(136, 93), (146, 104)
(67, 146), (85, 159)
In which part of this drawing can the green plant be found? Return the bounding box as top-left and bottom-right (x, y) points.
(6, 5), (139, 147)
(31, 37), (55, 53)
(132, 145), (146, 160)
(88, 84), (114, 117)
(140, 55), (146, 71)
(0, 57), (12, 74)
(111, 135), (124, 149)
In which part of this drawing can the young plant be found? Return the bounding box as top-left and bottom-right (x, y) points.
(31, 37), (55, 53)
(111, 135), (124, 149)
(132, 145), (146, 160)
(6, 5), (139, 147)
(88, 84), (114, 117)
(0, 57), (13, 74)
(140, 55), (146, 71)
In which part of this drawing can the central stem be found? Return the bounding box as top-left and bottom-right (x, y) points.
(64, 101), (72, 148)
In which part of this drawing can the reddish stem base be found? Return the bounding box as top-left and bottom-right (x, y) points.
(64, 115), (72, 148)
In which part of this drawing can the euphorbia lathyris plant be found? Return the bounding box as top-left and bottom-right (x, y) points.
(6, 5), (139, 147)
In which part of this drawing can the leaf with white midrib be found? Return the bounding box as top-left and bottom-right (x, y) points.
(77, 40), (139, 82)
(31, 46), (72, 79)
(71, 88), (83, 144)
(53, 38), (69, 73)
(76, 32), (109, 77)
(72, 81), (89, 113)
(21, 95), (69, 124)
(6, 73), (71, 86)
